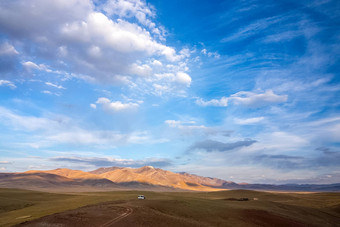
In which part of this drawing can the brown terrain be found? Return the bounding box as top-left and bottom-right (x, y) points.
(5, 189), (339, 227)
(14, 202), (309, 227)
(0, 166), (339, 227)
(15, 201), (133, 227)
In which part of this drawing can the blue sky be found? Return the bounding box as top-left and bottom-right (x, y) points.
(0, 0), (339, 184)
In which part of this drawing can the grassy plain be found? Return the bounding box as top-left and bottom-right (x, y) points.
(0, 188), (339, 226)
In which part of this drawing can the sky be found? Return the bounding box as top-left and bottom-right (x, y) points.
(0, 0), (339, 184)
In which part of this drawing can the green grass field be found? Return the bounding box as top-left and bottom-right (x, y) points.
(0, 188), (339, 226)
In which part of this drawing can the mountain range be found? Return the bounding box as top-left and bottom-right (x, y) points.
(0, 166), (339, 192)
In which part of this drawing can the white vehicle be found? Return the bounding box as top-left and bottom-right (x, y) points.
(138, 195), (145, 199)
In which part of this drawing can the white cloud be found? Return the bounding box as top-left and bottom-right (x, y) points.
(175, 72), (192, 86)
(201, 48), (220, 59)
(165, 120), (197, 128)
(154, 71), (192, 86)
(61, 12), (178, 60)
(0, 161), (11, 164)
(22, 61), (52, 72)
(0, 80), (16, 89)
(22, 61), (40, 70)
(165, 120), (207, 136)
(96, 97), (139, 112)
(231, 90), (288, 107)
(179, 48), (191, 58)
(42, 90), (52, 95)
(197, 90), (287, 108)
(129, 63), (152, 76)
(42, 90), (60, 96)
(129, 68), (193, 96)
(207, 52), (220, 59)
(48, 130), (121, 145)
(0, 106), (67, 131)
(44, 130), (155, 147)
(0, 0), (189, 89)
(234, 117), (265, 125)
(45, 82), (65, 89)
(153, 84), (170, 95)
(0, 0), (93, 30)
(154, 73), (174, 80)
(152, 60), (162, 66)
(87, 45), (102, 58)
(90, 103), (97, 109)
(101, 0), (156, 30)
(196, 97), (228, 107)
(164, 120), (228, 137)
(0, 106), (156, 148)
(0, 42), (18, 55)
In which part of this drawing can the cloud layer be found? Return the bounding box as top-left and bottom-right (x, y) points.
(0, 0), (191, 93)
(51, 156), (172, 168)
(189, 139), (257, 152)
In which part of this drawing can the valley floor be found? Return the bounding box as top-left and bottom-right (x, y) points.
(1, 188), (339, 226)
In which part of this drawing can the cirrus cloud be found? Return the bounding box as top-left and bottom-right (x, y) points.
(0, 80), (16, 89)
(234, 117), (265, 125)
(196, 90), (287, 108)
(50, 156), (172, 168)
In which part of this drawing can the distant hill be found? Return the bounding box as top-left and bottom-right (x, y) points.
(89, 166), (221, 190)
(0, 166), (339, 192)
(0, 172), (122, 192)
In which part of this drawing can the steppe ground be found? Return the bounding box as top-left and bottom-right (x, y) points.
(0, 188), (339, 227)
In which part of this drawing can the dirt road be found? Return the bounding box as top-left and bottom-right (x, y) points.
(100, 206), (133, 227)
(15, 202), (132, 227)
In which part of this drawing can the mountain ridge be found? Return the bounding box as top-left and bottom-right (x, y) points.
(1, 166), (339, 192)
